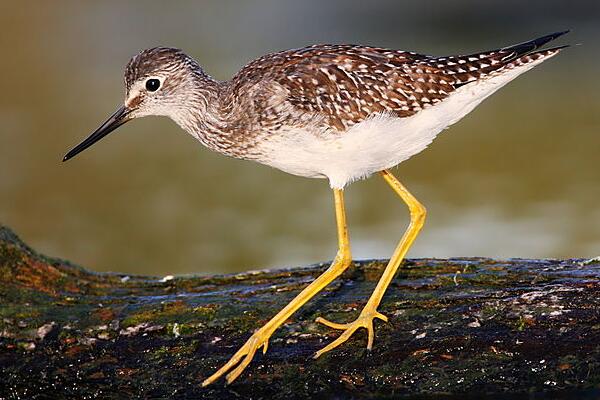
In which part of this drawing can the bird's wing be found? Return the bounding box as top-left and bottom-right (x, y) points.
(268, 33), (567, 131)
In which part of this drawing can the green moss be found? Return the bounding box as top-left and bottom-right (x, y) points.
(192, 304), (218, 320)
(165, 322), (199, 337)
(121, 300), (195, 328)
(1, 224), (600, 398)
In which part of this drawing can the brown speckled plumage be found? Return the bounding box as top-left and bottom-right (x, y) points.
(63, 32), (568, 385)
(237, 42), (562, 131)
(66, 32), (568, 184)
(121, 32), (567, 161)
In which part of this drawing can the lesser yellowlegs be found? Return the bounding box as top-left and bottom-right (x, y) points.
(63, 31), (568, 385)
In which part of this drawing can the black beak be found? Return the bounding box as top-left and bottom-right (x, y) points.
(63, 105), (130, 162)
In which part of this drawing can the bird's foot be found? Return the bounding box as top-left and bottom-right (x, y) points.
(313, 306), (388, 358)
(202, 327), (273, 386)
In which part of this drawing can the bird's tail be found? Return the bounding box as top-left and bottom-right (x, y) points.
(495, 30), (570, 62)
(435, 31), (570, 88)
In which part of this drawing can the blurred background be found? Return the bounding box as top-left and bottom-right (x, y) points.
(0, 1), (599, 276)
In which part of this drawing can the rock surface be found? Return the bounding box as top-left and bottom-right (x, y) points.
(1, 225), (599, 399)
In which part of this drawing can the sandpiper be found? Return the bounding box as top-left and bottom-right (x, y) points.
(63, 31), (568, 385)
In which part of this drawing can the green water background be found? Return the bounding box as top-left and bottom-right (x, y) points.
(1, 1), (598, 275)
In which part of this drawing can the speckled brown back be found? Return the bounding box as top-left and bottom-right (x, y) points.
(229, 32), (567, 132)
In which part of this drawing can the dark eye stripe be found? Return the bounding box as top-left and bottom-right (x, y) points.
(146, 78), (161, 92)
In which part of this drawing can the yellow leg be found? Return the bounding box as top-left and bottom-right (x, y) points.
(314, 169), (426, 358)
(202, 189), (352, 386)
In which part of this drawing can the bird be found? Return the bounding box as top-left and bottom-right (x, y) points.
(63, 31), (568, 386)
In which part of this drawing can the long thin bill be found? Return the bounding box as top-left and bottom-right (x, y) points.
(63, 105), (129, 162)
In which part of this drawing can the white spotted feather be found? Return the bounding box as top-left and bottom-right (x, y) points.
(255, 54), (557, 189)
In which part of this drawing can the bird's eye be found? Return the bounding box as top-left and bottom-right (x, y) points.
(145, 78), (161, 92)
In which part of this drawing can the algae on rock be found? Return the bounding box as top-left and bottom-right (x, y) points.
(1, 225), (599, 399)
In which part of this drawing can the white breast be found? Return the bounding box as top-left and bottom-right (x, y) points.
(255, 56), (551, 189)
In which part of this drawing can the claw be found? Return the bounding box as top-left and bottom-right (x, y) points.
(374, 311), (388, 323)
(202, 332), (270, 387)
(366, 322), (375, 350)
(314, 325), (359, 358)
(313, 308), (388, 358)
(225, 338), (259, 384)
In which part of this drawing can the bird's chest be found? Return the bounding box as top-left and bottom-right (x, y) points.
(253, 114), (433, 188)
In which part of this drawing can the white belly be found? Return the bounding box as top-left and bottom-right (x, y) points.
(256, 58), (547, 189)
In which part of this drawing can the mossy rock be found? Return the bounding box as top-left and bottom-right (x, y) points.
(1, 225), (599, 398)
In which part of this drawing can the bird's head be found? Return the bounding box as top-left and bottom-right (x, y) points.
(63, 47), (205, 161)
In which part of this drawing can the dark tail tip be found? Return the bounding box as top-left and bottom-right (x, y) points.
(502, 30), (570, 57)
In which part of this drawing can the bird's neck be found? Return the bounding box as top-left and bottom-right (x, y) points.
(170, 70), (251, 156)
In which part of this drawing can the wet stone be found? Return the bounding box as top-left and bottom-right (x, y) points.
(0, 225), (599, 399)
